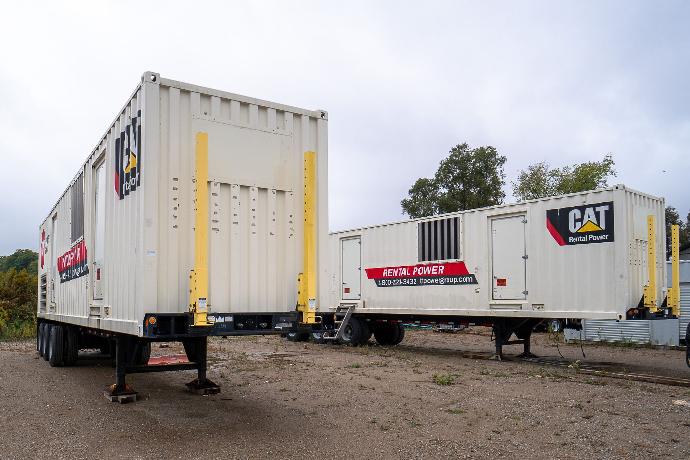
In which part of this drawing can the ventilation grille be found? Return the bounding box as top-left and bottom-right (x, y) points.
(39, 274), (47, 313)
(418, 217), (461, 262)
(70, 173), (84, 243)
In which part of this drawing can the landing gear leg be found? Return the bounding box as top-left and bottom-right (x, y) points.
(185, 337), (220, 395)
(518, 330), (537, 359)
(105, 336), (138, 403)
(517, 320), (538, 359)
(492, 319), (508, 360)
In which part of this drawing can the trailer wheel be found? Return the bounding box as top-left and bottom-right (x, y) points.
(38, 323), (45, 357)
(373, 322), (403, 346)
(63, 327), (79, 366)
(391, 323), (405, 345)
(36, 323), (41, 352)
(42, 324), (51, 360)
(48, 324), (65, 367)
(358, 321), (372, 346)
(341, 317), (366, 346)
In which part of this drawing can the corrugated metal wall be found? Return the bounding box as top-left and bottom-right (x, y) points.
(157, 82), (327, 315)
(623, 190), (667, 309)
(674, 260), (690, 342)
(38, 72), (328, 336)
(329, 186), (664, 320)
(680, 284), (690, 342)
(570, 260), (689, 344)
(582, 319), (651, 343)
(45, 166), (90, 323)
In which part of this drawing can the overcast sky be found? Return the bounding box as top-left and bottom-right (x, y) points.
(1, 1), (689, 255)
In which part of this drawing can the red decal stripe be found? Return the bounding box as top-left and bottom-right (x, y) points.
(365, 262), (470, 279)
(546, 216), (566, 246)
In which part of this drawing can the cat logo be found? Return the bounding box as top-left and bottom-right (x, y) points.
(114, 110), (142, 200)
(547, 201), (614, 246)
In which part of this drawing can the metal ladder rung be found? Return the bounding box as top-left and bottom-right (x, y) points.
(322, 305), (355, 341)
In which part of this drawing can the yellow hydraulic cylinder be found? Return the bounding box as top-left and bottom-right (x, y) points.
(643, 215), (658, 312)
(297, 151), (317, 325)
(189, 132), (210, 326)
(668, 224), (680, 317)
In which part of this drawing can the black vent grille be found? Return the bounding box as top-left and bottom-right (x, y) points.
(418, 217), (461, 262)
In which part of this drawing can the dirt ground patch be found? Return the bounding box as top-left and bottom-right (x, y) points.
(1, 329), (689, 459)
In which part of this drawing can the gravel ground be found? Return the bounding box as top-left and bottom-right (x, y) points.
(1, 329), (689, 459)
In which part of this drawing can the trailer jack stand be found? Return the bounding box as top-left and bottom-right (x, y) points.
(492, 319), (538, 360)
(185, 336), (220, 395)
(517, 328), (536, 359)
(105, 336), (138, 403)
(105, 383), (138, 403)
(186, 378), (220, 395)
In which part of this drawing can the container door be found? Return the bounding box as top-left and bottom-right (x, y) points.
(491, 215), (527, 300)
(92, 160), (105, 301)
(341, 237), (361, 300)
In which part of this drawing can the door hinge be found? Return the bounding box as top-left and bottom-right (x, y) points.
(522, 290), (529, 295)
(522, 255), (528, 259)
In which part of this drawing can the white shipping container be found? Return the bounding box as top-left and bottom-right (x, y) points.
(327, 186), (666, 322)
(38, 72), (329, 338)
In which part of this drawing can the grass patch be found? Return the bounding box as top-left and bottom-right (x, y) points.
(433, 373), (457, 386)
(479, 369), (511, 378)
(347, 363), (361, 369)
(446, 408), (465, 414)
(582, 378), (607, 386)
(0, 319), (35, 341)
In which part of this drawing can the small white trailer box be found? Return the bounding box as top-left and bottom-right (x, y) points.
(327, 186), (667, 337)
(36, 72), (328, 398)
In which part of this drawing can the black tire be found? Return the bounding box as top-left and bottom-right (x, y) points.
(373, 322), (405, 346)
(42, 324), (51, 361)
(134, 341), (151, 366)
(358, 320), (372, 345)
(48, 324), (65, 367)
(340, 317), (366, 346)
(63, 327), (79, 366)
(38, 323), (45, 357)
(391, 323), (405, 345)
(36, 323), (41, 352)
(373, 322), (398, 346)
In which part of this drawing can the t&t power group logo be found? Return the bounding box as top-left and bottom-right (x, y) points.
(546, 201), (614, 246)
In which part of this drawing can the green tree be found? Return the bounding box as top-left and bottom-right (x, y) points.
(0, 249), (38, 273)
(665, 206), (690, 255)
(512, 154), (616, 202)
(401, 143), (507, 218)
(0, 268), (37, 339)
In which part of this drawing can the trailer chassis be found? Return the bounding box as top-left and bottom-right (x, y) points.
(37, 311), (298, 403)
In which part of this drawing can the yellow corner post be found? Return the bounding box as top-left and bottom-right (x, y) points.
(668, 224), (680, 317)
(189, 132), (210, 326)
(643, 215), (658, 311)
(297, 151), (317, 324)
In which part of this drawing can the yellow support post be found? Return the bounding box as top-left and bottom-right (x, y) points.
(189, 132), (210, 327)
(297, 151), (317, 325)
(668, 224), (680, 317)
(643, 215), (658, 312)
